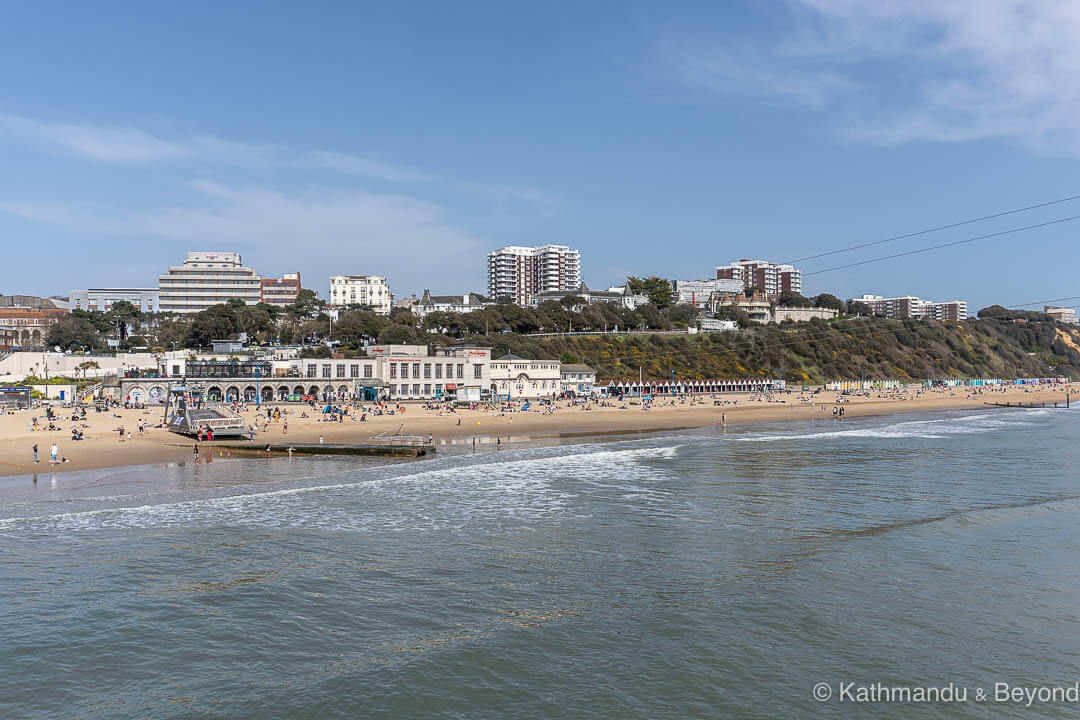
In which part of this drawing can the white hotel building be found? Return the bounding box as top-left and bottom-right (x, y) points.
(328, 275), (393, 315)
(487, 245), (581, 306)
(158, 252), (262, 314)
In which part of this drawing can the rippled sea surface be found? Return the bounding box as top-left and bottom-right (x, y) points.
(1, 407), (1078, 718)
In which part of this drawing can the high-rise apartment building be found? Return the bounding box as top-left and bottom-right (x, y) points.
(487, 245), (581, 305)
(261, 272), (302, 305)
(158, 252), (262, 314)
(328, 275), (392, 315)
(715, 259), (802, 297)
(851, 294), (968, 321)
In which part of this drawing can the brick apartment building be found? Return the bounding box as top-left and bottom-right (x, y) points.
(715, 259), (802, 297)
(260, 272), (302, 305)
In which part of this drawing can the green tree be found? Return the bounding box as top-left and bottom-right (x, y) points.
(187, 304), (238, 347)
(777, 290), (812, 308)
(287, 288), (324, 319)
(813, 293), (844, 311)
(847, 301), (873, 317)
(560, 294), (585, 310)
(627, 276), (675, 310)
(46, 315), (101, 351)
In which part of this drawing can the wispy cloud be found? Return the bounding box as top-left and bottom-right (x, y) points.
(665, 1), (1080, 154)
(0, 112), (433, 182)
(0, 180), (483, 284)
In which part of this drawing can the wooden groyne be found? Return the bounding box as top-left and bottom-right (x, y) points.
(215, 441), (435, 458)
(984, 400), (1070, 409)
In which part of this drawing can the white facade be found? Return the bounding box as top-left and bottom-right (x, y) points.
(328, 275), (392, 315)
(487, 245), (581, 306)
(529, 282), (646, 309)
(853, 294), (968, 321)
(1046, 306), (1078, 323)
(490, 353), (561, 400)
(412, 291), (494, 317)
(560, 364), (597, 395)
(672, 278), (743, 307)
(300, 344), (492, 400)
(158, 252), (261, 314)
(69, 288), (159, 313)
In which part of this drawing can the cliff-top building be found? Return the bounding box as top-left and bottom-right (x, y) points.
(487, 245), (581, 306)
(328, 275), (392, 315)
(715, 259), (802, 297)
(158, 252), (262, 314)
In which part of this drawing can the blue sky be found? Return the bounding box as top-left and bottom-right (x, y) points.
(2, 0), (1079, 311)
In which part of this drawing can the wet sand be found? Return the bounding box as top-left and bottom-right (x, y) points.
(0, 384), (1070, 478)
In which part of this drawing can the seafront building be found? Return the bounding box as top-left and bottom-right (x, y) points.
(487, 245), (581, 306)
(707, 291), (838, 324)
(715, 259), (802, 297)
(1045, 306), (1077, 323)
(410, 290), (494, 317)
(328, 275), (393, 315)
(852, 294), (968, 321)
(0, 295), (70, 310)
(528, 282), (646, 309)
(560, 364), (597, 396)
(69, 288), (159, 313)
(260, 273), (302, 306)
(0, 307), (68, 348)
(672, 278), (743, 308)
(489, 353), (562, 400)
(158, 252), (262, 314)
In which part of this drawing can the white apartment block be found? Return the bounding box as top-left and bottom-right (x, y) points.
(1045, 306), (1077, 323)
(487, 245), (581, 305)
(672, 278), (743, 307)
(328, 275), (392, 315)
(69, 288), (159, 313)
(852, 294), (968, 321)
(715, 259), (802, 297)
(158, 252), (261, 314)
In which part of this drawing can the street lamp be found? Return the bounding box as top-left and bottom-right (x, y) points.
(255, 366), (261, 408)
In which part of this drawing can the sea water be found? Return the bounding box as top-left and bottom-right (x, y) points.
(0, 407), (1077, 718)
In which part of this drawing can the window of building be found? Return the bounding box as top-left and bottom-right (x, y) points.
(457, 364), (464, 379)
(423, 384), (432, 395)
(474, 365), (482, 379)
(412, 383), (420, 395)
(435, 384), (442, 395)
(336, 364), (345, 378)
(172, 365), (180, 376)
(423, 364), (431, 379)
(390, 363), (397, 379)
(306, 365), (317, 378)
(364, 364), (373, 378)
(434, 364), (442, 379)
(412, 364), (420, 379)
(350, 365), (359, 378)
(322, 364), (331, 378)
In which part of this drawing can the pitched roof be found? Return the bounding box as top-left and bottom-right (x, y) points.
(561, 364), (595, 373)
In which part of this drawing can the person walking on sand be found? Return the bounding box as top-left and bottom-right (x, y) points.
(282, 419), (288, 435)
(50, 443), (58, 465)
(193, 443), (199, 459)
(33, 444), (38, 464)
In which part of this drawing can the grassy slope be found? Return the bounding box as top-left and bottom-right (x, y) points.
(455, 317), (1080, 384)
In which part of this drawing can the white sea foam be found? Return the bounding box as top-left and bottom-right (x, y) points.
(733, 410), (1045, 443)
(0, 443), (682, 533)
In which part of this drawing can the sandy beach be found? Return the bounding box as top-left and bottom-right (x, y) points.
(0, 383), (1070, 478)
